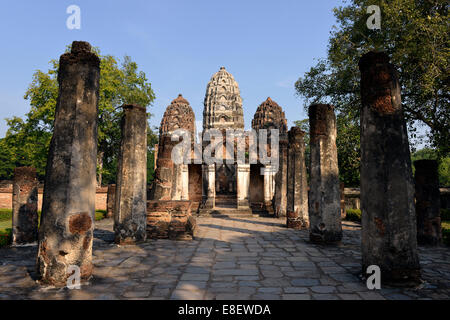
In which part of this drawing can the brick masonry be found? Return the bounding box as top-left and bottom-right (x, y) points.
(0, 185), (107, 211)
(147, 200), (197, 240)
(2, 185), (448, 212)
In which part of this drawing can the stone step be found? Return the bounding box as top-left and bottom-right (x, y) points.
(198, 208), (254, 217)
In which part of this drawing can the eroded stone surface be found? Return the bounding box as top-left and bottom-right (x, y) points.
(152, 95), (195, 202)
(203, 67), (244, 130)
(359, 51), (421, 285)
(251, 98), (288, 217)
(12, 167), (38, 245)
(114, 105), (148, 245)
(308, 104), (342, 243)
(106, 184), (116, 219)
(286, 127), (309, 229)
(1, 217), (449, 300)
(147, 201), (196, 240)
(36, 41), (100, 286)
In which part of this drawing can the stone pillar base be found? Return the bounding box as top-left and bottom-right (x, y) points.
(309, 230), (342, 244)
(202, 196), (215, 210)
(147, 200), (196, 240)
(286, 211), (309, 230)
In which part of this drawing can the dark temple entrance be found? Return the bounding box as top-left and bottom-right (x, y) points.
(249, 163), (264, 211)
(215, 164), (237, 208)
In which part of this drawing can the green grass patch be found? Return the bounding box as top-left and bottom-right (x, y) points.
(0, 210), (107, 248)
(0, 218), (11, 247)
(442, 221), (450, 246)
(0, 209), (12, 222)
(441, 209), (450, 221)
(0, 230), (11, 247)
(95, 210), (107, 221)
(345, 209), (361, 222)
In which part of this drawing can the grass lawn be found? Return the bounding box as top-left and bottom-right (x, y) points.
(0, 210), (12, 246)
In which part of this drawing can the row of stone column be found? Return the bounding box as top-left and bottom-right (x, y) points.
(9, 43), (442, 288)
(280, 51), (442, 285)
(31, 41), (148, 286)
(281, 103), (342, 243)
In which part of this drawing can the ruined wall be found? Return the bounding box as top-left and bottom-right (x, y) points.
(147, 200), (196, 240)
(188, 164), (203, 207)
(152, 94), (195, 202)
(0, 186), (107, 211)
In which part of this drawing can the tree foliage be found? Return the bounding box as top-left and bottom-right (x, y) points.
(0, 48), (156, 183)
(295, 0), (449, 157)
(411, 147), (450, 187)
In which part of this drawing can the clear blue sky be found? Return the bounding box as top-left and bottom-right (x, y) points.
(0, 0), (345, 138)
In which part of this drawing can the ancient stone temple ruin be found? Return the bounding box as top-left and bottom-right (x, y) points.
(308, 104), (342, 243)
(252, 97), (288, 215)
(150, 68), (297, 223)
(29, 42), (438, 294)
(148, 94), (197, 239)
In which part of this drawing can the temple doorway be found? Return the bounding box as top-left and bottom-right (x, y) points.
(215, 164), (237, 208)
(249, 164), (264, 211)
(188, 164), (203, 211)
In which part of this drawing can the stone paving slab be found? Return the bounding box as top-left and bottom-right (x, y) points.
(0, 216), (449, 300)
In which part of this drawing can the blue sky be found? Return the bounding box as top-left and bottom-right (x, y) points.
(0, 0), (345, 137)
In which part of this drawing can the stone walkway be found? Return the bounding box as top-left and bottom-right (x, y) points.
(0, 215), (449, 300)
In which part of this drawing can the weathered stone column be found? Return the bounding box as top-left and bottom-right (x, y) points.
(414, 159), (442, 246)
(274, 135), (288, 217)
(154, 143), (158, 170)
(263, 165), (275, 214)
(202, 164), (215, 209)
(37, 41), (100, 286)
(172, 164), (182, 200)
(308, 104), (342, 243)
(114, 104), (148, 245)
(106, 184), (116, 218)
(286, 127), (309, 229)
(340, 182), (346, 219)
(237, 164), (250, 209)
(359, 51), (420, 284)
(180, 164), (189, 200)
(12, 167), (38, 245)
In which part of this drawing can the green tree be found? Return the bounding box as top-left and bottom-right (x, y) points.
(295, 0), (449, 157)
(335, 113), (360, 187)
(0, 48), (155, 183)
